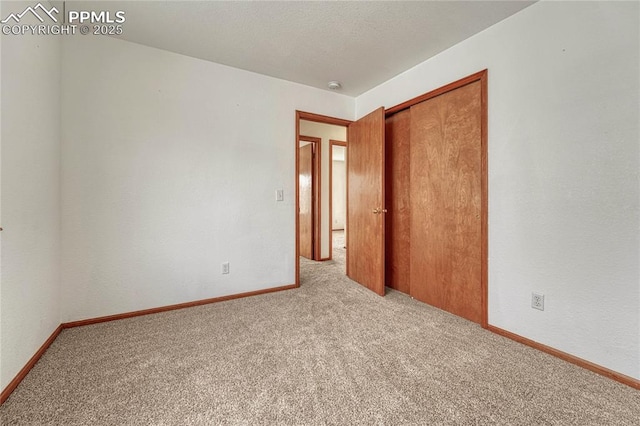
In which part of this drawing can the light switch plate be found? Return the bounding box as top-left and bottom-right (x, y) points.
(276, 189), (284, 201)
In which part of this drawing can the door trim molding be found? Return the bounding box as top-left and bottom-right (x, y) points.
(297, 111), (352, 127)
(386, 70), (488, 328)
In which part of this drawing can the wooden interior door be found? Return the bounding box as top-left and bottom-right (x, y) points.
(347, 107), (386, 296)
(409, 81), (483, 323)
(299, 143), (314, 259)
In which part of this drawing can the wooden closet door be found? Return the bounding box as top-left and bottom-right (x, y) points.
(385, 109), (411, 294)
(409, 81), (483, 323)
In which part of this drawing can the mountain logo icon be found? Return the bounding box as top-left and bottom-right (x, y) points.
(1, 2), (59, 24)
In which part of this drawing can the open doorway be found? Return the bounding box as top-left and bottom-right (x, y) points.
(330, 141), (347, 272)
(295, 111), (350, 286)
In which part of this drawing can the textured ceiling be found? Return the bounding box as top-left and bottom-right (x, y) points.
(65, 1), (535, 96)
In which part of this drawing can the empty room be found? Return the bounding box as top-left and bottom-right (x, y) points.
(1, 0), (639, 424)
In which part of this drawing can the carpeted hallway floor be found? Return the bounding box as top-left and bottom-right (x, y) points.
(1, 231), (638, 425)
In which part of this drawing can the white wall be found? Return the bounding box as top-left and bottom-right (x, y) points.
(332, 157), (346, 230)
(60, 36), (353, 322)
(357, 1), (640, 379)
(1, 2), (3, 391)
(1, 0), (636, 393)
(298, 121), (347, 259)
(0, 3), (62, 389)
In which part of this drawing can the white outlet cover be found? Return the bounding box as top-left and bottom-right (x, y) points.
(532, 292), (544, 311)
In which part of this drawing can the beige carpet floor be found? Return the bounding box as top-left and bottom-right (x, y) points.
(1, 231), (639, 425)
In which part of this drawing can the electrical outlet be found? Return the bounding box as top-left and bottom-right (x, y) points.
(531, 292), (544, 311)
(222, 262), (230, 274)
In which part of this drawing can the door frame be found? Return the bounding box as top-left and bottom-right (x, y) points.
(298, 136), (321, 260)
(295, 111), (352, 287)
(385, 69), (488, 328)
(329, 140), (347, 259)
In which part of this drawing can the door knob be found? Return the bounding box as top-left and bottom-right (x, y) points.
(372, 208), (388, 214)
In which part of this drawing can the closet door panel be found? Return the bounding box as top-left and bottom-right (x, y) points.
(385, 109), (411, 294)
(409, 81), (483, 323)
